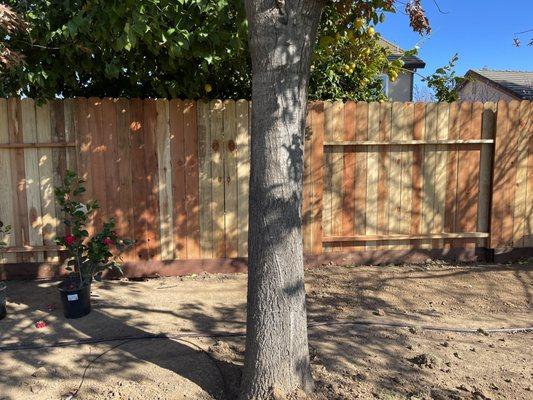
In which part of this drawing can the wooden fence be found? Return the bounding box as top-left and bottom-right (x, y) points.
(0, 98), (531, 269)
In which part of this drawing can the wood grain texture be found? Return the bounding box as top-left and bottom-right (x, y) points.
(410, 103), (425, 247)
(223, 100), (238, 258)
(197, 100), (213, 259)
(421, 103), (437, 249)
(388, 102), (403, 249)
(310, 102), (324, 255)
(115, 99), (135, 261)
(302, 104), (314, 253)
(524, 102), (533, 247)
(444, 102), (460, 249)
(21, 99), (44, 262)
(169, 99), (187, 260)
(399, 102), (414, 249)
(341, 101), (356, 241)
(433, 102), (449, 248)
(142, 99), (161, 260)
(183, 101), (201, 259)
(353, 102), (367, 251)
(511, 101), (532, 247)
(365, 102), (380, 249)
(0, 99), (16, 263)
(477, 102), (496, 248)
(236, 100), (250, 257)
(36, 101), (58, 261)
(323, 102), (333, 245)
(377, 103), (392, 249)
(155, 99), (173, 260)
(331, 101), (344, 248)
(210, 100), (225, 258)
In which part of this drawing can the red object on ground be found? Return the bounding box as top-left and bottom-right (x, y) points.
(102, 237), (113, 246)
(35, 320), (48, 329)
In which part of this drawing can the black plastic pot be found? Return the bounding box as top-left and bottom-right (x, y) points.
(0, 282), (6, 320)
(59, 279), (91, 319)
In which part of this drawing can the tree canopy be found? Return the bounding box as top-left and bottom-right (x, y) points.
(0, 0), (418, 101)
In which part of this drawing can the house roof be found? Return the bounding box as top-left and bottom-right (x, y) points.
(460, 69), (533, 100)
(378, 38), (426, 69)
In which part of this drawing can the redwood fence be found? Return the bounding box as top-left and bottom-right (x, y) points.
(0, 98), (531, 277)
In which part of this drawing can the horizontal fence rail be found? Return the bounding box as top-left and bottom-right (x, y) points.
(0, 98), (531, 269)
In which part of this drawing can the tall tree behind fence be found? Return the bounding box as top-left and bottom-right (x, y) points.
(0, 99), (531, 266)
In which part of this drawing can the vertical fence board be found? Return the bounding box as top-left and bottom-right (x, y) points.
(87, 98), (108, 231)
(223, 100), (238, 258)
(51, 101), (66, 239)
(170, 100), (187, 259)
(21, 99), (44, 262)
(115, 99), (135, 260)
(155, 99), (173, 260)
(129, 99), (150, 260)
(366, 102), (380, 249)
(143, 99), (162, 259)
(410, 103), (425, 247)
(303, 104), (314, 253)
(377, 103), (392, 249)
(236, 100), (250, 257)
(102, 99), (120, 231)
(183, 100), (201, 259)
(511, 101), (531, 247)
(0, 99), (15, 263)
(342, 101), (356, 246)
(36, 102), (58, 261)
(444, 102), (460, 249)
(331, 101), (344, 249)
(310, 102), (324, 254)
(388, 102), (403, 249)
(477, 103), (496, 248)
(323, 102), (333, 246)
(524, 102), (533, 247)
(353, 102), (368, 251)
(198, 101), (213, 259)
(399, 103), (414, 249)
(210, 100), (225, 258)
(434, 102), (449, 248)
(421, 103), (437, 249)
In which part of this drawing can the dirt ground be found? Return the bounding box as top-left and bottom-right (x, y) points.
(0, 261), (531, 400)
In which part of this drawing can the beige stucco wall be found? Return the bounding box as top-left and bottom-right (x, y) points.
(388, 71), (413, 101)
(458, 80), (516, 102)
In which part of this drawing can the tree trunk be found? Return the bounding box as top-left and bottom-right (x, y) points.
(241, 1), (324, 399)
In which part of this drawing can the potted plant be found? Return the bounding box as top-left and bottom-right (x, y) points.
(0, 221), (11, 320)
(55, 171), (133, 319)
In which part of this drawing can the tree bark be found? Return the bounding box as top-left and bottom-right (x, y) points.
(241, 1), (324, 399)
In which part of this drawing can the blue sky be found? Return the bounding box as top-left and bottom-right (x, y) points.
(378, 0), (533, 88)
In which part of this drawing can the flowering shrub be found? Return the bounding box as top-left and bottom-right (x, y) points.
(55, 171), (133, 289)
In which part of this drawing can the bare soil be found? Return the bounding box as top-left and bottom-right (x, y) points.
(0, 261), (531, 400)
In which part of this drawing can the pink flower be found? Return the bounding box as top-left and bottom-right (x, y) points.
(65, 235), (75, 246)
(102, 237), (114, 246)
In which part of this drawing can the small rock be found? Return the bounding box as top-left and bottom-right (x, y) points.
(504, 378), (513, 383)
(31, 367), (48, 378)
(409, 326), (419, 334)
(453, 351), (462, 359)
(408, 353), (439, 369)
(440, 341), (450, 347)
(372, 308), (385, 316)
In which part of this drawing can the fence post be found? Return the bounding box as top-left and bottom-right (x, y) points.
(478, 102), (496, 249)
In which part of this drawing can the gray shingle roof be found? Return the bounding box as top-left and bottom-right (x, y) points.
(468, 70), (533, 100)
